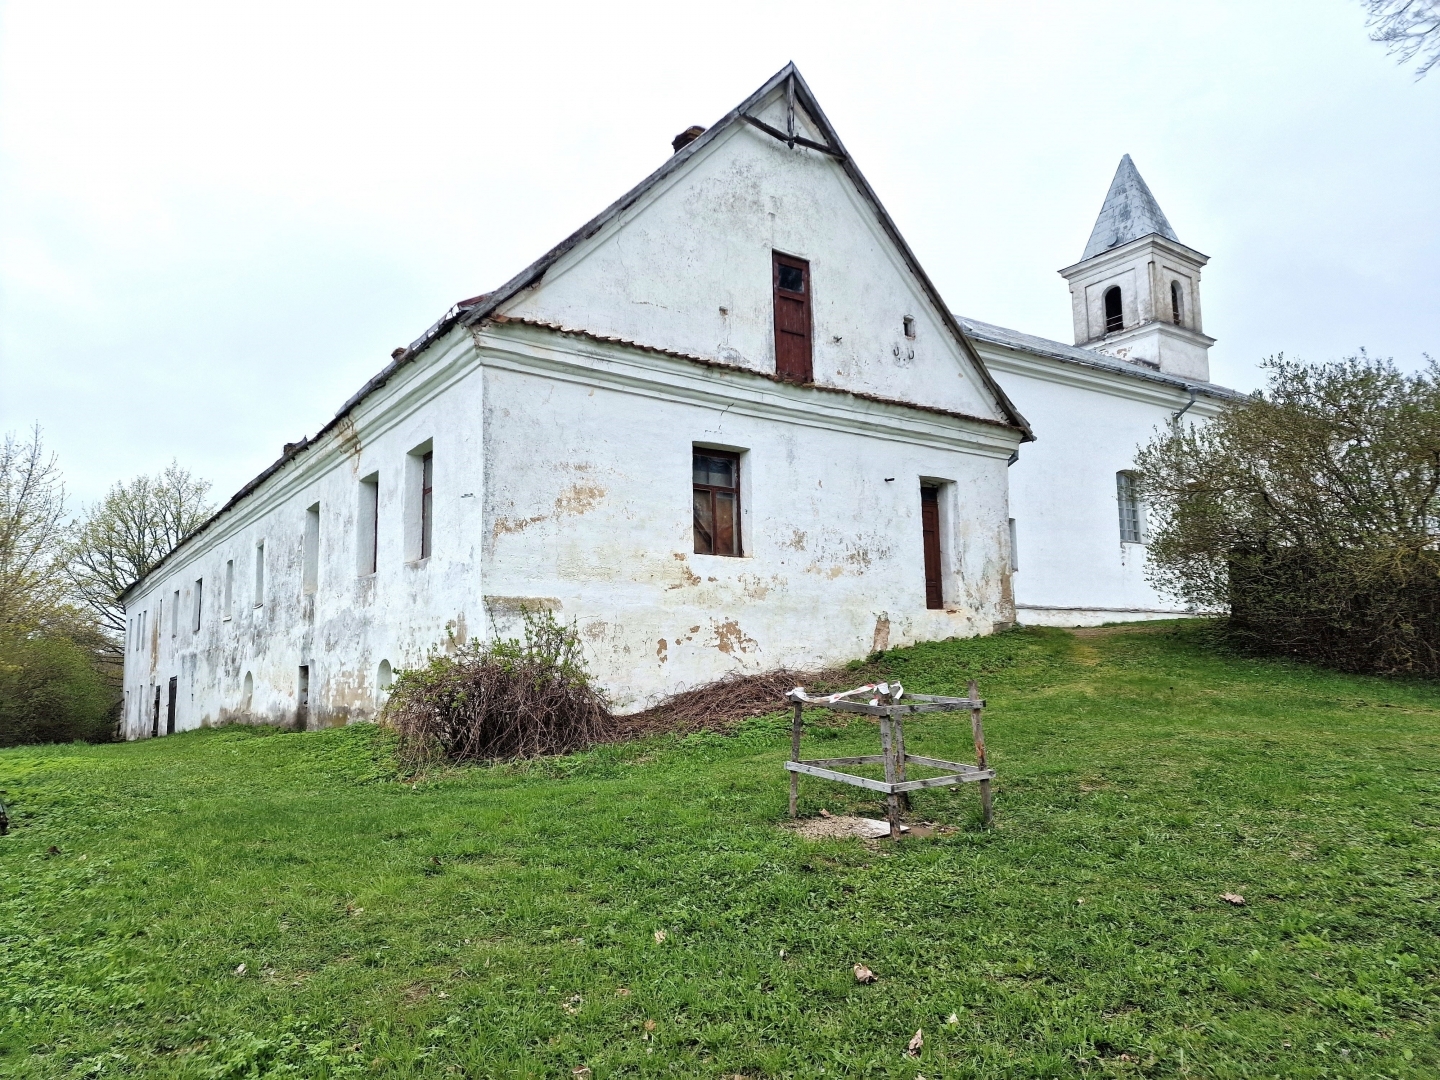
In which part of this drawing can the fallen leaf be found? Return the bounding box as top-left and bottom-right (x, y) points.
(644, 1019), (656, 1032)
(572, 1068), (591, 1079)
(819, 809), (832, 818)
(1119, 1053), (1133, 1062)
(906, 1028), (923, 1057)
(946, 1012), (959, 1025)
(853, 963), (877, 984)
(653, 930), (667, 943)
(1221, 892), (1246, 906)
(234, 964), (246, 976)
(615, 987), (631, 997)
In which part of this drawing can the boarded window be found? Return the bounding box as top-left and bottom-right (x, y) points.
(254, 542), (265, 607)
(420, 451), (434, 559)
(1104, 286), (1124, 334)
(921, 486), (943, 610)
(772, 252), (812, 382)
(297, 665), (310, 730)
(303, 503), (320, 594)
(359, 473), (379, 575)
(1117, 471), (1144, 543)
(693, 450), (741, 557)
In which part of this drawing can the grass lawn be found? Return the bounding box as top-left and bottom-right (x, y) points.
(2, 623), (1438, 1079)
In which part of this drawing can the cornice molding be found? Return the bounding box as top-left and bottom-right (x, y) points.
(472, 320), (1023, 459)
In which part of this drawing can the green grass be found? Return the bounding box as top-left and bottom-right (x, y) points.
(2, 623), (1438, 1079)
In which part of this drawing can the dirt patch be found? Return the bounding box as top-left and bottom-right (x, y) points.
(616, 668), (822, 738)
(785, 814), (952, 842)
(789, 814), (895, 840)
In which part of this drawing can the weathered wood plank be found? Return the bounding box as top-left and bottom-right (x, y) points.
(789, 701), (803, 819)
(892, 696), (984, 714)
(970, 677), (993, 828)
(903, 754), (986, 773)
(784, 760), (894, 794)
(892, 770), (995, 793)
(880, 715), (900, 835)
(822, 698), (975, 718)
(801, 755), (888, 767)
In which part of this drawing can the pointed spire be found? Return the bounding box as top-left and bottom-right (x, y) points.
(1080, 155), (1178, 261)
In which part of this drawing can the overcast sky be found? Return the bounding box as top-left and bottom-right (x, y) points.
(2, 1), (1436, 509)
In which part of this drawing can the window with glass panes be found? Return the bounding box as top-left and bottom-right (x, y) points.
(1116, 471), (1144, 543)
(693, 450), (741, 556)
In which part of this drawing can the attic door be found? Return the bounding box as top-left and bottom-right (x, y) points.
(772, 252), (812, 382)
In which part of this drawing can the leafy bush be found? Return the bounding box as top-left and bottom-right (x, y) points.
(380, 610), (612, 769)
(1136, 354), (1440, 676)
(0, 632), (116, 746)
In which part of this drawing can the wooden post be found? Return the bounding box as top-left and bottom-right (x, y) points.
(789, 700), (803, 818)
(893, 699), (911, 812)
(969, 678), (993, 828)
(879, 714), (901, 837)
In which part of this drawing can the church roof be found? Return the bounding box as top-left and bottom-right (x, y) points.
(1080, 155), (1179, 261)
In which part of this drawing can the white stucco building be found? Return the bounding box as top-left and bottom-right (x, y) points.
(120, 66), (1240, 737)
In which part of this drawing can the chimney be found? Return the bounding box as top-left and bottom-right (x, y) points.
(671, 125), (705, 153)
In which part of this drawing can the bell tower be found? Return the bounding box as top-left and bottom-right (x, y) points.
(1058, 155), (1214, 382)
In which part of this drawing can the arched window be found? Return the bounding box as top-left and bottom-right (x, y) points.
(1170, 280), (1183, 325)
(1104, 286), (1123, 334)
(242, 671), (254, 713)
(376, 660), (393, 708)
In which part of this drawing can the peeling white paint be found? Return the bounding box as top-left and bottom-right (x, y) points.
(119, 76), (1023, 736)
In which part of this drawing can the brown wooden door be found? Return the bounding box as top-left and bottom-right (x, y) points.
(921, 486), (943, 610)
(772, 252), (811, 382)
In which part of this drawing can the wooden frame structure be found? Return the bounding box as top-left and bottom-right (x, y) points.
(785, 678), (994, 835)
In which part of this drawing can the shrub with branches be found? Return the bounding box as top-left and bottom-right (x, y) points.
(1135, 353), (1440, 675)
(381, 609), (613, 769)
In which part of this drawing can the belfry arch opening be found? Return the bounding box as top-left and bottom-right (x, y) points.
(1170, 280), (1183, 325)
(1103, 286), (1123, 334)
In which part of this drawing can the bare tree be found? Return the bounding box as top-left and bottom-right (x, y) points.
(0, 426), (70, 636)
(1363, 0), (1440, 77)
(66, 463), (213, 650)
